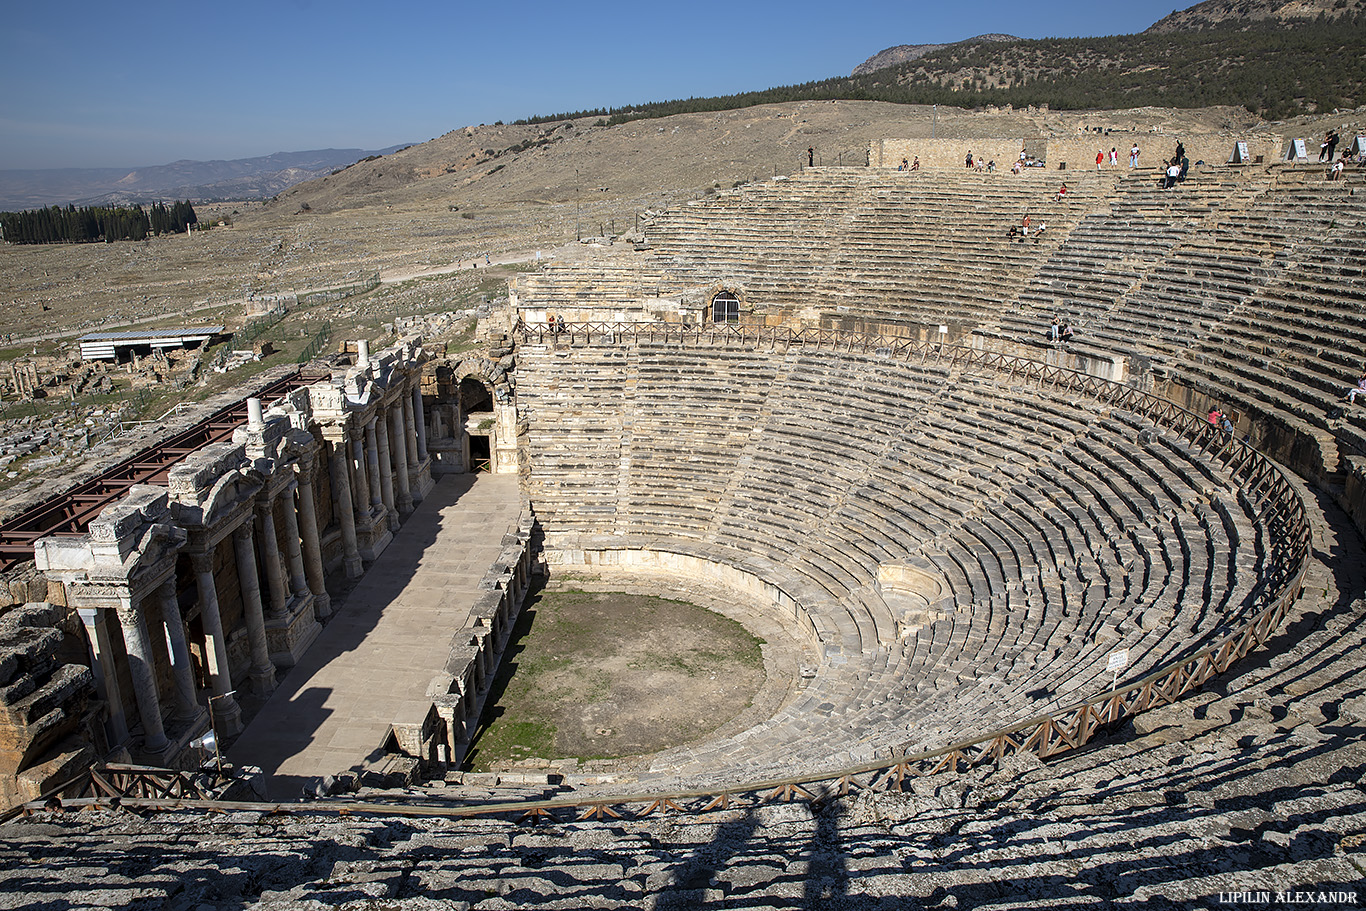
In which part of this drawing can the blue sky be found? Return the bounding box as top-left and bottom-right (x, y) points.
(2, 0), (1190, 170)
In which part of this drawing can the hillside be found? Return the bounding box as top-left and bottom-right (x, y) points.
(1146, 0), (1366, 32)
(518, 14), (1365, 127)
(0, 100), (1279, 348)
(852, 35), (1020, 76)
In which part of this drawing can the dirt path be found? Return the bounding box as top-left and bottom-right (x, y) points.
(379, 244), (572, 284)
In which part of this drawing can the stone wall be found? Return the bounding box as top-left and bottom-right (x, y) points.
(0, 562), (64, 612)
(1345, 455), (1366, 538)
(546, 547), (816, 646)
(0, 602), (94, 811)
(398, 510), (535, 777)
(870, 138), (1027, 170)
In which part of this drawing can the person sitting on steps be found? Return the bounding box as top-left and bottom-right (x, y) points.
(1347, 371), (1366, 404)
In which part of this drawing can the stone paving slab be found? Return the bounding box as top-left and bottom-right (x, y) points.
(228, 473), (520, 799)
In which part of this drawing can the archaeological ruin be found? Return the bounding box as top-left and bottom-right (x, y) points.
(0, 140), (1363, 905)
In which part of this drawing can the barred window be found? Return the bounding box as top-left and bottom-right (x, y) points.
(712, 291), (739, 323)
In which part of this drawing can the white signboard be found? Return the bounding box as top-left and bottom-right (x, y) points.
(1106, 648), (1130, 672)
(1228, 142), (1250, 164)
(1285, 139), (1308, 161)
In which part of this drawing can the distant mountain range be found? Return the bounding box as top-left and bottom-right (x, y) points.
(0, 146), (411, 211)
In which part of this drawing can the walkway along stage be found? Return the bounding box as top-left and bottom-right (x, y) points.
(228, 473), (531, 800)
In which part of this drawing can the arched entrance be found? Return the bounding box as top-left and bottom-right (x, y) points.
(461, 377), (495, 473)
(711, 290), (740, 324)
(421, 356), (520, 476)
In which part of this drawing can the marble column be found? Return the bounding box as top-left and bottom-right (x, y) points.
(402, 386), (421, 472)
(190, 551), (242, 735)
(350, 432), (371, 523)
(412, 383), (429, 461)
(256, 501), (289, 620)
(233, 522), (276, 695)
(77, 607), (130, 750)
(391, 399), (414, 516)
(376, 411), (398, 525)
(279, 481), (311, 605)
(114, 597), (169, 754)
(157, 578), (200, 723)
(364, 419), (384, 511)
(328, 438), (363, 578)
(295, 468), (331, 619)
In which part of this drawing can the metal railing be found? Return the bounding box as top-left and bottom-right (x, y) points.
(13, 323), (1312, 824)
(0, 370), (328, 568)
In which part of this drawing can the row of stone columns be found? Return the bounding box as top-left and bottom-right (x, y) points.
(186, 381), (426, 739)
(81, 455), (343, 751)
(80, 578), (205, 760)
(332, 380), (427, 574)
(74, 369), (429, 759)
(202, 466), (333, 732)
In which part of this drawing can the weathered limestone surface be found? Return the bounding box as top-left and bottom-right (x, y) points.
(1, 586), (1362, 908)
(15, 336), (447, 787)
(0, 602), (94, 810)
(2, 159), (1365, 906)
(516, 165), (1366, 534)
(227, 473), (530, 800)
(515, 339), (1309, 783)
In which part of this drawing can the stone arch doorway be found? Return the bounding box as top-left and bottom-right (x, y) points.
(462, 377), (495, 473)
(424, 357), (520, 476)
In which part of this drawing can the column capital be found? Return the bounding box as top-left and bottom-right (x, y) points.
(318, 422), (350, 445)
(295, 449), (318, 482)
(233, 521), (254, 546)
(114, 601), (139, 628)
(189, 550), (214, 575)
(158, 575), (178, 599)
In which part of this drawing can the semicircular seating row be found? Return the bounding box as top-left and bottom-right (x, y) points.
(985, 175), (1366, 474)
(516, 342), (1282, 782)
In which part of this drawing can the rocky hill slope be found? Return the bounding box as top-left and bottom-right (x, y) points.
(1146, 0), (1366, 32)
(852, 35), (1020, 76)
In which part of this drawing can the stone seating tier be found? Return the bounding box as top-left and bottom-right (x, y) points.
(516, 169), (1116, 331)
(1150, 215), (1366, 475)
(971, 182), (1366, 485)
(520, 168), (1364, 494)
(6, 567), (1363, 908)
(518, 342), (1280, 778)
